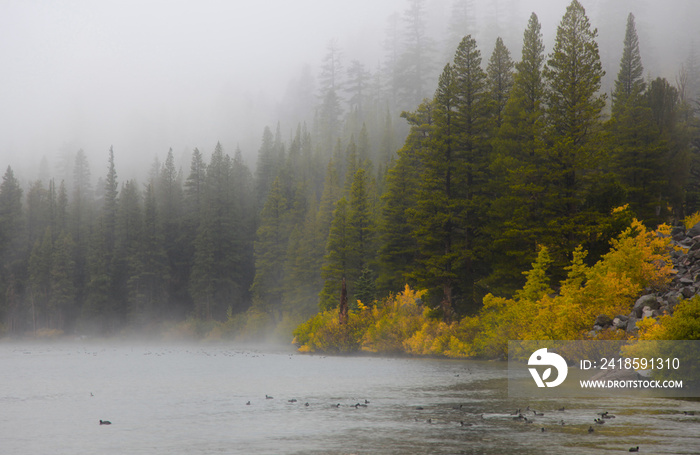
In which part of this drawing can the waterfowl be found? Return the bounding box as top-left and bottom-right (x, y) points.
(684, 411), (695, 415)
(540, 427), (546, 432)
(629, 447), (639, 452)
(533, 410), (544, 416)
(558, 407), (565, 411)
(288, 399), (297, 403)
(594, 418), (605, 424)
(588, 426), (595, 433)
(99, 420), (111, 425)
(265, 395), (273, 399)
(305, 402), (310, 407)
(246, 401), (251, 405)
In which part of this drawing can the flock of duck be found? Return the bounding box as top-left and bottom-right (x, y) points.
(96, 389), (696, 452)
(417, 405), (650, 453)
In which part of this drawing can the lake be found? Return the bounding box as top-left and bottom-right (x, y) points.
(1, 342), (698, 454)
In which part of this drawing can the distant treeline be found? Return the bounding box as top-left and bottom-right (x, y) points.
(0, 0), (699, 338)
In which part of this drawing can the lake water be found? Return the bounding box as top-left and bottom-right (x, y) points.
(1, 342), (698, 454)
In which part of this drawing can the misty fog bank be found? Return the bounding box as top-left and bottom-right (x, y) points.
(1, 0), (698, 186)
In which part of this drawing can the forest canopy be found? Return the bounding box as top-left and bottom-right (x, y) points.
(0, 0), (699, 343)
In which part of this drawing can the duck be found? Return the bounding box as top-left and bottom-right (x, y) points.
(540, 427), (546, 432)
(557, 407), (565, 411)
(594, 418), (605, 424)
(588, 426), (595, 433)
(99, 420), (111, 425)
(629, 447), (639, 452)
(683, 411), (695, 416)
(246, 401), (251, 405)
(533, 410), (544, 416)
(265, 395), (273, 399)
(288, 398), (297, 403)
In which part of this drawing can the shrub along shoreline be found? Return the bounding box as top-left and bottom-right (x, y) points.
(292, 216), (700, 358)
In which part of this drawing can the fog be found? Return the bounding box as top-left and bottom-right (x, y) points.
(1, 0), (698, 181)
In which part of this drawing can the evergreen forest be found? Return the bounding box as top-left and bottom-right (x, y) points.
(1, 0), (700, 342)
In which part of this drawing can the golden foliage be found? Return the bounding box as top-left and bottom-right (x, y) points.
(292, 219), (676, 357)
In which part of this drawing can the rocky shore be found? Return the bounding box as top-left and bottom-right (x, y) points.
(590, 222), (699, 335)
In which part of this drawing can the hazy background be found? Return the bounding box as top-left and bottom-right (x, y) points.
(1, 0), (698, 182)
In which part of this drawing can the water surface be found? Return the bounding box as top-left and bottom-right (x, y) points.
(1, 342), (698, 454)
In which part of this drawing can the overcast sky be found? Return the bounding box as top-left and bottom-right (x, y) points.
(0, 0), (404, 179)
(1, 0), (697, 183)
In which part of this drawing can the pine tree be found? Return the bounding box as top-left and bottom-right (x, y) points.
(542, 0), (606, 261)
(49, 231), (75, 331)
(347, 168), (376, 286)
(611, 13), (645, 114)
(377, 101), (432, 294)
(486, 37), (514, 128)
(255, 127), (277, 207)
(190, 143), (243, 319)
(606, 14), (665, 223)
(157, 148), (185, 308)
(397, 0), (435, 109)
(408, 61), (466, 319)
(28, 228), (52, 331)
(0, 166), (25, 333)
(115, 179), (144, 321)
(128, 181), (169, 324)
(486, 12), (547, 295)
(250, 178), (289, 322)
(319, 197), (350, 311)
(453, 34), (491, 312)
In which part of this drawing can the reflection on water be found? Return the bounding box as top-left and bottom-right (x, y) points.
(0, 342), (698, 455)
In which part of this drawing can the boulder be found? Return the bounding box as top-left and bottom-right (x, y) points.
(681, 286), (695, 298)
(633, 294), (659, 317)
(671, 225), (685, 237)
(594, 314), (612, 328)
(687, 221), (700, 238)
(612, 315), (628, 329)
(642, 306), (656, 319)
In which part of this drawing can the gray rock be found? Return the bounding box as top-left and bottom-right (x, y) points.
(626, 316), (638, 333)
(633, 294), (659, 317)
(687, 221), (700, 238)
(594, 314), (612, 328)
(681, 286), (695, 298)
(612, 316), (628, 329)
(642, 306), (655, 319)
(671, 225), (685, 237)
